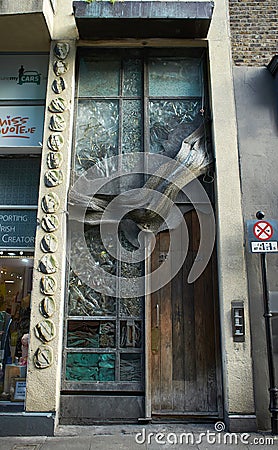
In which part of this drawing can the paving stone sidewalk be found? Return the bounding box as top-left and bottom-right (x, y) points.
(0, 424), (277, 450)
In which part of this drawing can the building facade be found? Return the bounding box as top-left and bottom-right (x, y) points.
(229, 0), (278, 433)
(0, 0), (277, 436)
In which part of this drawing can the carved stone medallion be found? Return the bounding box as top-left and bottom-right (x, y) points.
(47, 134), (64, 152)
(39, 254), (58, 274)
(35, 319), (56, 343)
(39, 297), (56, 318)
(44, 169), (63, 187)
(34, 345), (53, 369)
(53, 60), (68, 77)
(48, 97), (66, 113)
(52, 77), (66, 94)
(41, 192), (60, 213)
(41, 233), (58, 253)
(49, 115), (66, 132)
(40, 275), (57, 295)
(47, 152), (63, 169)
(54, 42), (70, 60)
(41, 214), (59, 233)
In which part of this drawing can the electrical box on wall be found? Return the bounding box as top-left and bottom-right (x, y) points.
(231, 300), (245, 342)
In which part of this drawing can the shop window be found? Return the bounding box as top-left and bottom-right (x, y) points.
(0, 155), (40, 401)
(0, 53), (48, 403)
(0, 256), (33, 399)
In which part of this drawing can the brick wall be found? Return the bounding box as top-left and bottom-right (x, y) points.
(229, 0), (278, 66)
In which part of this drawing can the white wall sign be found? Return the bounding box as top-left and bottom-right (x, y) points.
(0, 54), (48, 100)
(246, 219), (278, 253)
(13, 379), (26, 401)
(0, 106), (45, 147)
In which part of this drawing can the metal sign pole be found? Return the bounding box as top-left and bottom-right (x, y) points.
(260, 248), (278, 435)
(246, 212), (278, 433)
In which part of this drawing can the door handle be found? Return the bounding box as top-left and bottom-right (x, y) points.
(156, 303), (159, 328)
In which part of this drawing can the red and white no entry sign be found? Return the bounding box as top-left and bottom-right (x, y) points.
(253, 221), (274, 241)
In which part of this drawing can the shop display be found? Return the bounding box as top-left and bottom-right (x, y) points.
(0, 258), (33, 399)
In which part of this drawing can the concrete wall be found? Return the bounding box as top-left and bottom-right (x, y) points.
(229, 0), (278, 431)
(233, 65), (278, 430)
(24, 0), (77, 418)
(208, 0), (256, 431)
(0, 0), (55, 51)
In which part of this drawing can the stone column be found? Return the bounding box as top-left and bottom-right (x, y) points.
(208, 0), (256, 431)
(25, 40), (76, 415)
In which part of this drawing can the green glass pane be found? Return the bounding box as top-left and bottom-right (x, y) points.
(120, 354), (142, 382)
(123, 59), (142, 96)
(121, 99), (144, 191)
(68, 270), (116, 316)
(67, 321), (100, 348)
(120, 320), (142, 348)
(67, 321), (115, 348)
(84, 226), (117, 275)
(122, 100), (143, 154)
(66, 352), (115, 381)
(69, 226), (117, 303)
(120, 298), (143, 317)
(120, 261), (143, 278)
(149, 99), (201, 154)
(119, 229), (144, 278)
(75, 100), (119, 175)
(79, 58), (120, 97)
(99, 322), (116, 348)
(149, 58), (202, 97)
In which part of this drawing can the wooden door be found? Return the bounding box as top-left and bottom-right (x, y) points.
(150, 210), (222, 417)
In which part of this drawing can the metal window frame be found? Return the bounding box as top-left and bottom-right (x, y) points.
(63, 47), (209, 394)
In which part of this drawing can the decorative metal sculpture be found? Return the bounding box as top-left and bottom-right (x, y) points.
(52, 77), (66, 94)
(40, 275), (57, 295)
(47, 152), (63, 169)
(53, 60), (68, 77)
(41, 214), (59, 233)
(39, 297), (56, 318)
(48, 98), (67, 113)
(41, 233), (58, 253)
(47, 134), (64, 152)
(34, 345), (53, 369)
(54, 42), (70, 60)
(44, 169), (63, 187)
(41, 192), (60, 213)
(35, 319), (56, 343)
(69, 116), (212, 234)
(33, 41), (71, 372)
(38, 254), (58, 274)
(49, 115), (66, 132)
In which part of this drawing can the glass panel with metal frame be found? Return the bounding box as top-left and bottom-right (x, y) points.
(65, 49), (204, 390)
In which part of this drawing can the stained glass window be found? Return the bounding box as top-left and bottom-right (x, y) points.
(64, 49), (204, 391)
